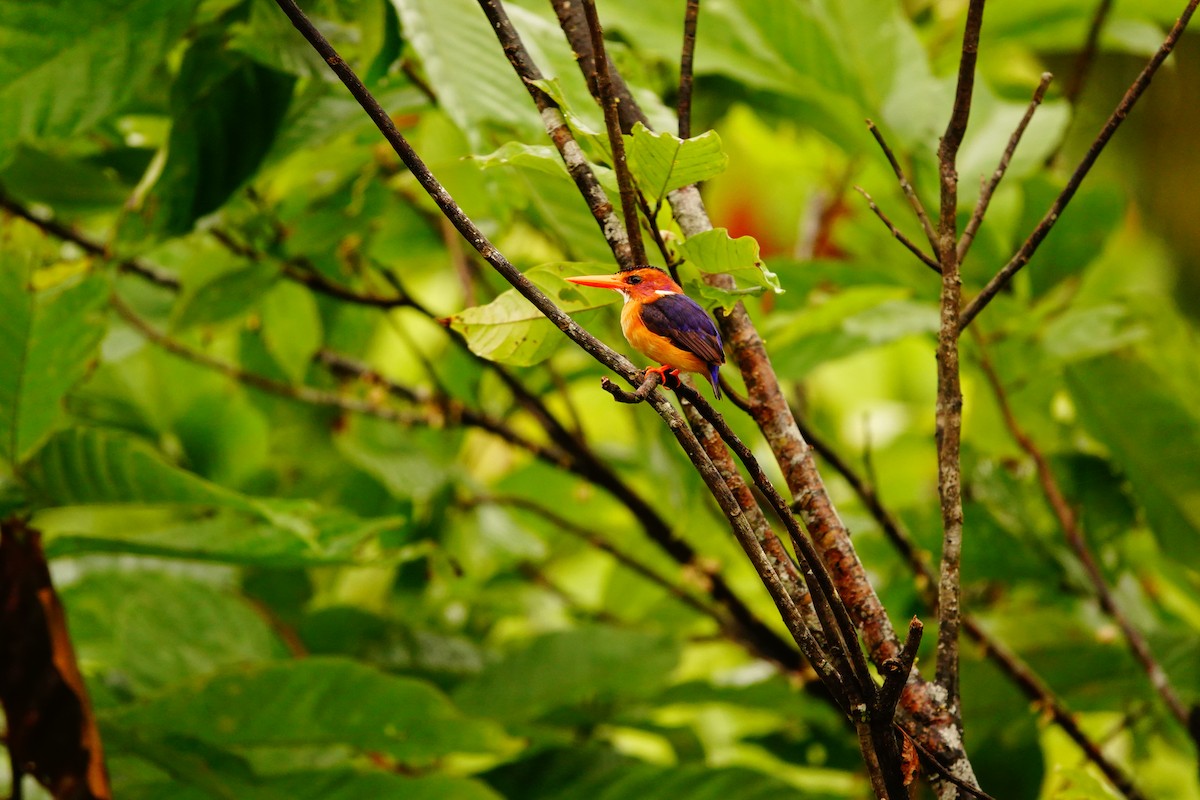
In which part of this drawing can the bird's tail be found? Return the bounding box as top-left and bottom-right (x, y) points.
(708, 365), (722, 400)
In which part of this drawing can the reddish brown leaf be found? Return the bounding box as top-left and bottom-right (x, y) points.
(1, 518), (110, 800)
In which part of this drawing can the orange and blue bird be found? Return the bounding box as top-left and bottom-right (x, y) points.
(566, 267), (725, 399)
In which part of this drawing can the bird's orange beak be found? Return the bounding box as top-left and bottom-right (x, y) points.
(565, 274), (625, 290)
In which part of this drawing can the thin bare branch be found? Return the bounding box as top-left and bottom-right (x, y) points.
(678, 0), (701, 139)
(957, 72), (1053, 263)
(931, 1), (985, 750)
(959, 0), (1199, 332)
(865, 120), (938, 251)
(853, 185), (941, 273)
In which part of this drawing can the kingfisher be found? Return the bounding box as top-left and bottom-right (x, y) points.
(566, 267), (725, 399)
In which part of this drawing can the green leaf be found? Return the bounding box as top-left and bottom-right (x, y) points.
(453, 627), (680, 723)
(676, 228), (782, 309)
(627, 123), (728, 204)
(390, 0), (541, 149)
(63, 571), (285, 696)
(1066, 355), (1200, 562)
(39, 507), (414, 568)
(0, 0), (198, 162)
(171, 264), (278, 331)
(26, 428), (410, 564)
(108, 657), (515, 764)
(448, 262), (620, 366)
(154, 38), (295, 234)
(486, 746), (809, 800)
(0, 243), (108, 465)
(260, 280), (323, 383)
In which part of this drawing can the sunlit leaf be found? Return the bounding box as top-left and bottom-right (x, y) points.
(676, 228), (782, 310)
(448, 262), (619, 365)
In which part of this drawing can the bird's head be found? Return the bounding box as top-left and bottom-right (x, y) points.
(565, 267), (682, 303)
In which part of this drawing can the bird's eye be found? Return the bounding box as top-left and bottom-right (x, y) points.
(627, 275), (643, 285)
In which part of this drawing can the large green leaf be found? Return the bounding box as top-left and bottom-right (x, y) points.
(448, 262), (620, 366)
(453, 627), (680, 723)
(627, 124), (728, 205)
(0, 244), (108, 465)
(390, 0), (542, 149)
(1066, 355), (1200, 562)
(153, 38), (295, 234)
(108, 657), (515, 764)
(0, 0), (198, 162)
(26, 428), (410, 564)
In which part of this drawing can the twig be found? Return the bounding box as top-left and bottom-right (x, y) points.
(853, 185), (941, 273)
(578, 0), (648, 266)
(678, 0), (700, 139)
(0, 193), (179, 290)
(931, 0), (985, 749)
(957, 73), (1052, 263)
(477, 0), (634, 269)
(973, 334), (1194, 736)
(877, 617), (924, 725)
(210, 226), (415, 310)
(959, 0), (1200, 332)
(865, 120), (938, 252)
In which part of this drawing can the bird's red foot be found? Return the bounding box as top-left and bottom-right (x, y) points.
(645, 364), (681, 389)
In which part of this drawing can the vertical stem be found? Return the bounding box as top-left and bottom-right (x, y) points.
(579, 0), (648, 266)
(933, 0), (985, 774)
(678, 0), (700, 139)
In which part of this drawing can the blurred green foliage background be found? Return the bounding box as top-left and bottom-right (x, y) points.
(1, 0), (1198, 797)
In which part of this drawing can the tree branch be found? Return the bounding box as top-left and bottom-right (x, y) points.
(853, 185), (941, 273)
(865, 120), (938, 252)
(794, 405), (1150, 800)
(477, 0), (634, 269)
(959, 0), (1199, 332)
(957, 72), (1053, 264)
(931, 2), (984, 761)
(678, 0), (700, 140)
(578, 0), (648, 266)
(974, 333), (1195, 738)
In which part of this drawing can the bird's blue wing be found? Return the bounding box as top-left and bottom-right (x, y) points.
(639, 293), (725, 367)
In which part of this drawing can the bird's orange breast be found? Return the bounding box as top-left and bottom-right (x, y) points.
(621, 300), (709, 374)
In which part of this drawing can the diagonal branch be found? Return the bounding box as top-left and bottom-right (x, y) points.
(959, 0), (1199, 332)
(866, 120), (939, 252)
(477, 0), (634, 269)
(957, 72), (1053, 264)
(973, 334), (1195, 738)
(854, 185), (941, 273)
